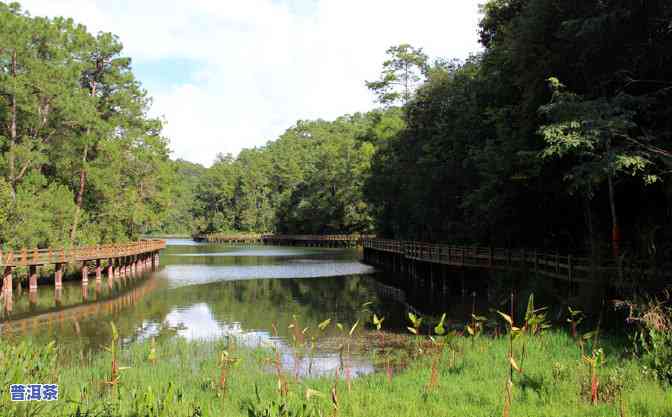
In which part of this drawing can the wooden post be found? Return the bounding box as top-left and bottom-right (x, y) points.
(489, 247), (493, 267)
(28, 265), (38, 306)
(81, 263), (88, 285)
(54, 263), (63, 290)
(3, 266), (13, 313)
(107, 259), (114, 283)
(114, 258), (120, 279)
(568, 255), (573, 285)
(81, 263), (89, 301)
(95, 259), (102, 283)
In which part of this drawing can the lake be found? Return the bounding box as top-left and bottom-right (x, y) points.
(2, 239), (442, 377)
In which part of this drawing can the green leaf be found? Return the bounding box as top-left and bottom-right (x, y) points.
(497, 311), (513, 326)
(349, 320), (360, 336)
(318, 319), (331, 331)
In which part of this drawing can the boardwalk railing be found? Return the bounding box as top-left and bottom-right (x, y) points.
(1, 240), (166, 313)
(261, 234), (375, 242)
(194, 234), (376, 247)
(0, 240), (166, 267)
(362, 238), (670, 284)
(194, 234), (263, 243)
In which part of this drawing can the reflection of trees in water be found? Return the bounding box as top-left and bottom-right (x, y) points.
(8, 271), (411, 356)
(164, 275), (387, 339)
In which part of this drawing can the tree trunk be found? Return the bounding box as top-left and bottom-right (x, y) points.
(606, 137), (620, 259)
(70, 76), (98, 242)
(70, 143), (88, 242)
(8, 50), (17, 199)
(583, 195), (596, 259)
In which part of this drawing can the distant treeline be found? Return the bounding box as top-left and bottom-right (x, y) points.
(173, 0), (672, 261)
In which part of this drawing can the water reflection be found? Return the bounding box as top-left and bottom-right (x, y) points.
(1, 240), (398, 377)
(143, 302), (373, 377)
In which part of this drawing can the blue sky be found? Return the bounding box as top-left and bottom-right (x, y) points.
(21, 0), (483, 166)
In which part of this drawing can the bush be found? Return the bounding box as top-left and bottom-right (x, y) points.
(616, 290), (672, 384)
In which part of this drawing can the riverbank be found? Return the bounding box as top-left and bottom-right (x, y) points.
(2, 330), (670, 417)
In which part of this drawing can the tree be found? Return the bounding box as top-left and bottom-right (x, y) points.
(365, 44), (429, 106)
(539, 78), (661, 257)
(0, 3), (175, 248)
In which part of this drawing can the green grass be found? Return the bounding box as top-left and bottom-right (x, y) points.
(1, 331), (671, 417)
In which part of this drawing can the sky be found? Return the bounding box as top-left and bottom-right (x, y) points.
(20, 0), (484, 166)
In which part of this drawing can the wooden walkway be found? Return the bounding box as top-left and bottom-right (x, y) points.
(261, 234), (374, 247)
(0, 274), (160, 335)
(1, 240), (165, 313)
(194, 234), (375, 247)
(194, 234), (263, 244)
(362, 238), (670, 284)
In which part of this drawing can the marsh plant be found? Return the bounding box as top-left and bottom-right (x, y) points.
(614, 289), (672, 383)
(496, 309), (523, 417)
(271, 322), (290, 400)
(288, 315), (308, 381)
(335, 319), (360, 392)
(217, 350), (238, 398)
(148, 337), (158, 365)
(371, 313), (393, 383)
(567, 307), (585, 339)
(103, 322), (129, 397)
(307, 318), (332, 376)
(582, 345), (604, 405)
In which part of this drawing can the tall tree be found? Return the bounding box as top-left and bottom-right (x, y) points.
(365, 44), (429, 106)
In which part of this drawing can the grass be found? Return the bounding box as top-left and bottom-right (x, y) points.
(1, 328), (671, 417)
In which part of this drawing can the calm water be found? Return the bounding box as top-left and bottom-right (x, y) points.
(1, 239), (436, 377)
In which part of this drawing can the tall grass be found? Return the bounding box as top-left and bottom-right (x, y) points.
(1, 313), (671, 416)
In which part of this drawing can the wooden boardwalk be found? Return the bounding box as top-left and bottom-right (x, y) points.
(0, 274), (160, 335)
(194, 234), (263, 244)
(194, 234), (375, 247)
(362, 238), (670, 284)
(261, 234), (374, 247)
(1, 240), (165, 313)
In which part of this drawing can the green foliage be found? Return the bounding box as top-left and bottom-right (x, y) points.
(5, 330), (672, 416)
(366, 0), (672, 256)
(192, 111), (396, 235)
(365, 44), (429, 105)
(618, 292), (672, 384)
(0, 2), (175, 248)
(0, 340), (57, 416)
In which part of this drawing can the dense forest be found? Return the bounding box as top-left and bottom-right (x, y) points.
(0, 2), (175, 248)
(2, 0), (672, 262)
(183, 0), (672, 261)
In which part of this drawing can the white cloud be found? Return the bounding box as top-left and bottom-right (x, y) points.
(20, 0), (483, 166)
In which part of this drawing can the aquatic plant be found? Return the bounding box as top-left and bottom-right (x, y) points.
(567, 307), (584, 339)
(582, 344), (604, 405)
(371, 313), (393, 383)
(288, 314), (308, 381)
(496, 309), (523, 417)
(270, 322), (289, 399)
(217, 350), (237, 398)
(336, 319), (360, 392)
(148, 337), (157, 365)
(103, 322), (128, 397)
(307, 318), (331, 376)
